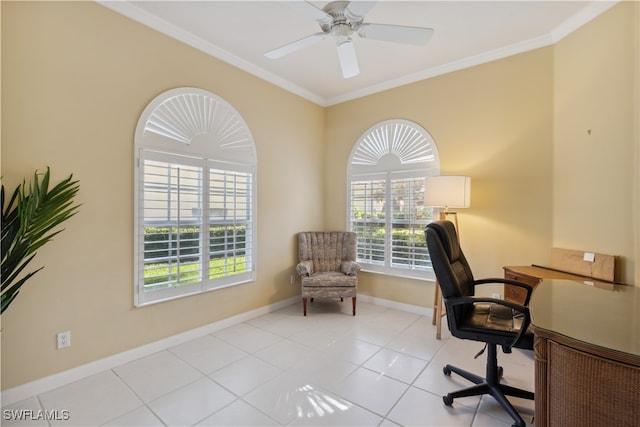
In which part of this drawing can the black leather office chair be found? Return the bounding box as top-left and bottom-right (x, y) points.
(425, 221), (534, 427)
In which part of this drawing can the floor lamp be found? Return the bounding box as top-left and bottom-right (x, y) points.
(425, 176), (471, 339)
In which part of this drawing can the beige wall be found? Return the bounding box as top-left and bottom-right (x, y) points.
(325, 47), (555, 303)
(1, 1), (638, 390)
(553, 2), (639, 285)
(1, 2), (324, 389)
(325, 1), (639, 301)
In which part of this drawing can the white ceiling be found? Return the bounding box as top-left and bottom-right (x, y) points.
(99, 1), (617, 106)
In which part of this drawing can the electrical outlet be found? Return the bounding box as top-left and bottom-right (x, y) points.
(492, 293), (501, 299)
(57, 331), (71, 349)
(290, 274), (296, 285)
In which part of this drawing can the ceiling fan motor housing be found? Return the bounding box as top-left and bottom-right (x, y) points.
(320, 1), (364, 36)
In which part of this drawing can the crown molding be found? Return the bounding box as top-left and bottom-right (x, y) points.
(328, 1), (619, 106)
(97, 1), (326, 105)
(326, 33), (556, 106)
(97, 1), (619, 107)
(550, 1), (618, 42)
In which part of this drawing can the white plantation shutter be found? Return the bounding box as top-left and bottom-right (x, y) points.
(134, 88), (256, 306)
(142, 155), (204, 287)
(350, 175), (386, 266)
(207, 165), (254, 285)
(347, 120), (439, 280)
(389, 176), (432, 270)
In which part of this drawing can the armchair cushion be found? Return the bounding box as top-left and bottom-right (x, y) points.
(301, 272), (358, 288)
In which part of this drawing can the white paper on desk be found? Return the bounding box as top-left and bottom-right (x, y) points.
(583, 252), (595, 262)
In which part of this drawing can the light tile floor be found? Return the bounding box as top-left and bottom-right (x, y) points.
(2, 300), (535, 427)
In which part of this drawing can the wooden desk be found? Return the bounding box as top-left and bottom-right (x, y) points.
(503, 265), (610, 304)
(530, 279), (640, 426)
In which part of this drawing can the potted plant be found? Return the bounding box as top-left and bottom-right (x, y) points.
(1, 167), (80, 314)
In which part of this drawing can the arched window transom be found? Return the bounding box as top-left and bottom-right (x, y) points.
(134, 88), (256, 307)
(347, 119), (439, 280)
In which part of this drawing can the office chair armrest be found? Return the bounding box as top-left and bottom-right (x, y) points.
(448, 295), (529, 315)
(447, 296), (531, 350)
(472, 278), (534, 306)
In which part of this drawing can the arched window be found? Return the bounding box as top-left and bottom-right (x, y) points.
(347, 119), (439, 280)
(134, 88), (257, 306)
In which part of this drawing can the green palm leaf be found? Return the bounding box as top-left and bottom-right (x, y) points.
(1, 167), (80, 315)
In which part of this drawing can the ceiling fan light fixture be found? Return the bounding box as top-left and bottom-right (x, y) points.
(331, 22), (352, 38)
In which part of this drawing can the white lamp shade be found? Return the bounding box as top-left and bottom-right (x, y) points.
(424, 176), (471, 208)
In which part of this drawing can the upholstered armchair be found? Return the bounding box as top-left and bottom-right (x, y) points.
(296, 232), (360, 316)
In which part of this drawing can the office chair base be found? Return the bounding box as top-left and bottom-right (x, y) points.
(442, 345), (534, 427)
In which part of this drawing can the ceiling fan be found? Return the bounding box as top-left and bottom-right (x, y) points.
(264, 1), (434, 79)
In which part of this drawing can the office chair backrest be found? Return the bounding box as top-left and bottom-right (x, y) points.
(426, 221), (476, 320)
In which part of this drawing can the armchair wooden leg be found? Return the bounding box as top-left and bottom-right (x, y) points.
(303, 297), (307, 316)
(352, 297), (356, 316)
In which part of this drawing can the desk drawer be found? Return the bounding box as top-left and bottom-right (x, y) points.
(504, 270), (540, 304)
(504, 284), (529, 304)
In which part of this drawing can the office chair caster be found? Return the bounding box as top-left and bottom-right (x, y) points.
(443, 395), (454, 406)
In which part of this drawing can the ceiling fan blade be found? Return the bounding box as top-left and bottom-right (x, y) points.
(336, 39), (360, 79)
(284, 1), (332, 26)
(344, 1), (377, 22)
(358, 23), (434, 46)
(265, 33), (326, 59)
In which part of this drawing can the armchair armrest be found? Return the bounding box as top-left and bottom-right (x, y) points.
(446, 295), (531, 350)
(296, 260), (314, 277)
(473, 278), (534, 306)
(341, 261), (361, 276)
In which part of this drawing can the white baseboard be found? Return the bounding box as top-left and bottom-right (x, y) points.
(357, 294), (433, 317)
(1, 295), (431, 406)
(1, 296), (299, 406)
